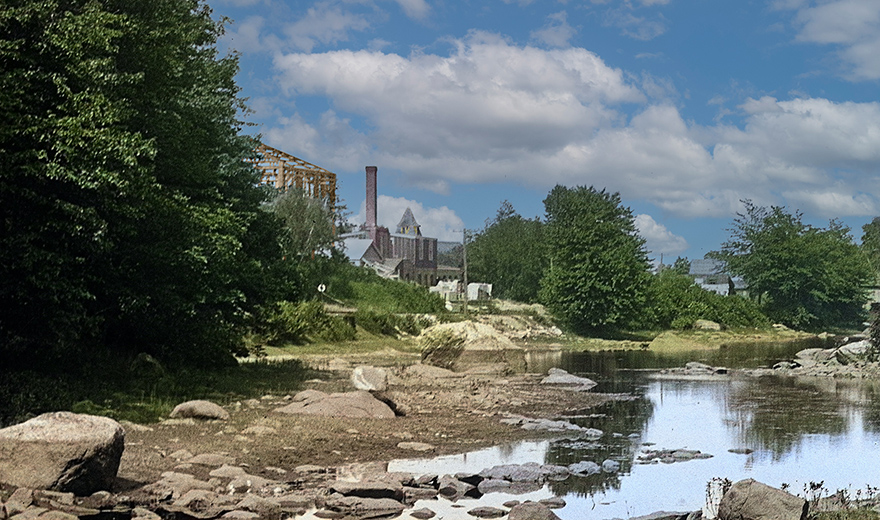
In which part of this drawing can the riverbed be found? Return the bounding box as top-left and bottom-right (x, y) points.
(390, 346), (880, 520)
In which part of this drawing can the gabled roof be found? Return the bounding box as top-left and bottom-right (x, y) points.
(690, 258), (726, 276)
(343, 238), (378, 262)
(396, 207), (421, 236)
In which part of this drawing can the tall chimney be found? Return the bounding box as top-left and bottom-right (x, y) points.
(366, 166), (377, 230)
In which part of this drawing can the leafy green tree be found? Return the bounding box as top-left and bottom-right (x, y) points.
(539, 186), (651, 334)
(1, 0), (289, 368)
(467, 201), (547, 303)
(712, 201), (872, 330)
(643, 270), (768, 330)
(669, 257), (691, 275)
(268, 188), (337, 260)
(862, 217), (880, 280)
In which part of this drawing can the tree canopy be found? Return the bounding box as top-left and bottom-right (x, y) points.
(539, 185), (652, 334)
(1, 0), (290, 368)
(712, 201), (871, 330)
(467, 201), (547, 303)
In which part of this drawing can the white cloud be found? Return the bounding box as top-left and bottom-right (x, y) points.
(284, 3), (371, 52)
(635, 214), (689, 257)
(531, 11), (577, 48)
(784, 0), (880, 80)
(268, 36), (880, 220)
(393, 0), (431, 20)
(352, 195), (465, 241)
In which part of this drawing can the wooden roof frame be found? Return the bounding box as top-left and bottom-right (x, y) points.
(249, 143), (337, 206)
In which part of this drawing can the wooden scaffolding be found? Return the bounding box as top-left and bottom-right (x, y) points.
(249, 143), (337, 206)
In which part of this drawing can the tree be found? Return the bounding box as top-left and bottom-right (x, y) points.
(539, 186), (652, 334)
(862, 217), (880, 280)
(467, 201), (547, 303)
(1, 0), (288, 368)
(268, 188), (337, 260)
(669, 257), (691, 276)
(712, 201), (872, 330)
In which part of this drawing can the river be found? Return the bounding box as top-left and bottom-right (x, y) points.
(389, 344), (880, 520)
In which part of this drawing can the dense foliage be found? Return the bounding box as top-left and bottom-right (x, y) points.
(713, 201), (872, 330)
(539, 185), (652, 335)
(862, 217), (880, 282)
(644, 270), (769, 330)
(1, 0), (292, 368)
(467, 201), (547, 303)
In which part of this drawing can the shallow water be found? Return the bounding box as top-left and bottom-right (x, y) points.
(389, 346), (880, 520)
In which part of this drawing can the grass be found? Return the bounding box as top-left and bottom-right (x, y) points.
(0, 357), (317, 427)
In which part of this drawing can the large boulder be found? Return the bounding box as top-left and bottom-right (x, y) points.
(719, 479), (808, 520)
(169, 400), (229, 421)
(0, 412), (125, 495)
(835, 340), (875, 365)
(274, 390), (395, 419)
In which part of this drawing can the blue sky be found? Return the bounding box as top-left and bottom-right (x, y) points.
(215, 0), (880, 261)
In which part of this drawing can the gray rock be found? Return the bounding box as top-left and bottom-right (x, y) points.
(539, 497), (566, 509)
(403, 486), (439, 502)
(686, 362), (714, 373)
(330, 480), (403, 500)
(169, 400), (229, 421)
(568, 461), (601, 475)
(468, 506), (507, 518)
(602, 459), (620, 473)
(836, 340), (874, 365)
(630, 511), (690, 520)
(718, 479), (808, 520)
(324, 496), (406, 519)
(227, 473), (278, 493)
(479, 462), (570, 483)
(5, 488), (34, 517)
(234, 495), (283, 520)
(143, 471), (214, 500)
(0, 412), (125, 495)
(209, 465), (247, 478)
(437, 475), (476, 500)
(351, 366), (388, 391)
(274, 390), (395, 419)
(508, 502), (562, 520)
(411, 508), (437, 519)
(541, 368), (598, 389)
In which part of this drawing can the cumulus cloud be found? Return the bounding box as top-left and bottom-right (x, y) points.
(352, 195), (465, 241)
(635, 214), (689, 257)
(284, 3), (370, 52)
(268, 35), (880, 220)
(784, 0), (880, 80)
(531, 11), (577, 48)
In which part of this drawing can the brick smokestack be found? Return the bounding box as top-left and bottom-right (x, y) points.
(365, 166), (377, 230)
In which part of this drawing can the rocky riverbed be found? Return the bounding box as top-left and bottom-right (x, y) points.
(3, 331), (880, 520)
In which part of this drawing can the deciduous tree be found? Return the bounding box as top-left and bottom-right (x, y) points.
(539, 186), (651, 334)
(712, 201), (871, 330)
(467, 201), (547, 303)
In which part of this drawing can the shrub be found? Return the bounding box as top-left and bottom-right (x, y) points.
(645, 270), (769, 330)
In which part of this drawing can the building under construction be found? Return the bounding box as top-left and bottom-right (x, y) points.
(248, 143), (337, 206)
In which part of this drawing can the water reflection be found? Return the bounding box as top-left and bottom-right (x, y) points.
(391, 347), (880, 519)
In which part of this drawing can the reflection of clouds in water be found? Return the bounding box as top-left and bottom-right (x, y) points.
(389, 370), (880, 520)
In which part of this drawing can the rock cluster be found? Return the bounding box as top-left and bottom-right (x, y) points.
(637, 448), (714, 464)
(759, 339), (880, 378)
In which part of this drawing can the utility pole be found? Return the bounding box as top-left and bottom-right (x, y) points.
(462, 228), (468, 316)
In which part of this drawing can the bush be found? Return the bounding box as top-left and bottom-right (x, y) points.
(259, 300), (356, 345)
(644, 271), (769, 330)
(355, 309), (431, 337)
